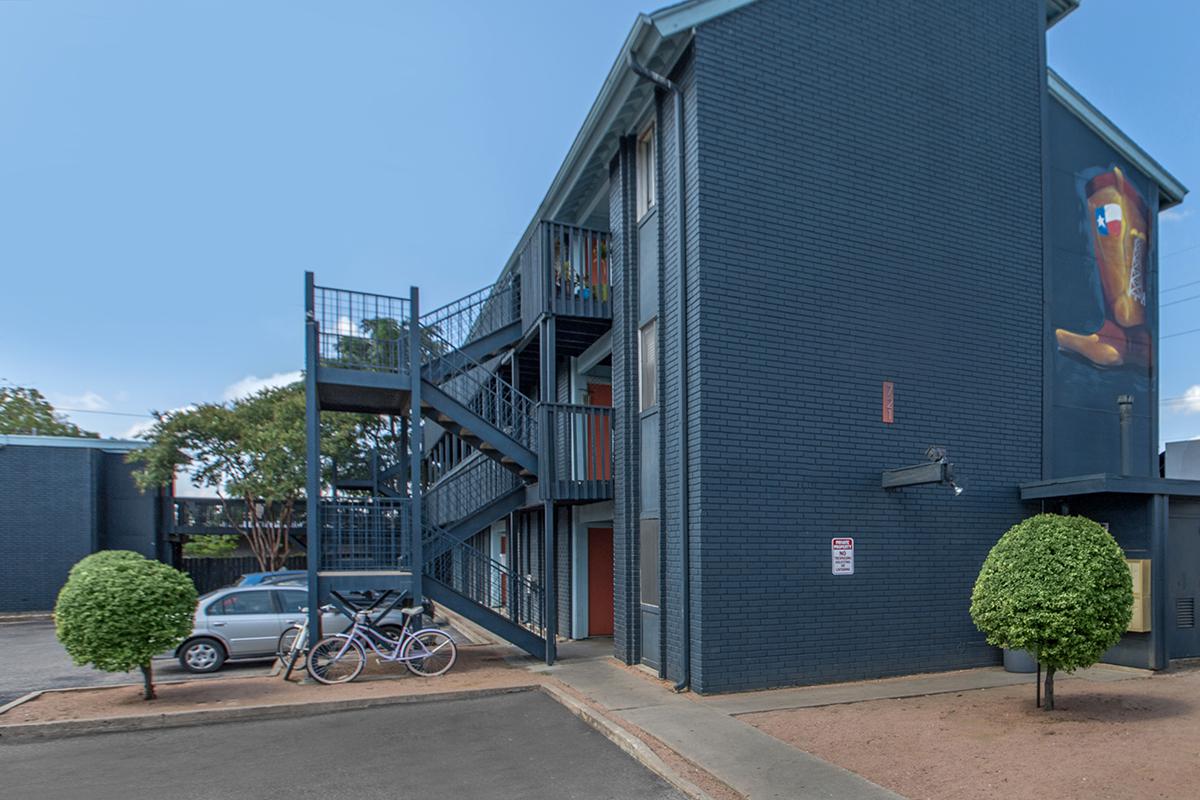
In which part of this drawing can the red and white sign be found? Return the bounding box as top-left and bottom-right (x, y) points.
(832, 537), (854, 575)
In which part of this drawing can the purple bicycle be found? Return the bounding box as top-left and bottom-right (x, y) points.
(306, 605), (457, 685)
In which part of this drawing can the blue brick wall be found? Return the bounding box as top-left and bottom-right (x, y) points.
(680, 0), (1046, 692)
(0, 446), (99, 611)
(610, 136), (642, 663)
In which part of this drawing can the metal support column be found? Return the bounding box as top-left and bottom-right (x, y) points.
(304, 272), (323, 642)
(541, 315), (557, 664)
(1151, 493), (1168, 669)
(409, 286), (424, 611)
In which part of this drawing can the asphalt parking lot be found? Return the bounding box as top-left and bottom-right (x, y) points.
(0, 620), (271, 706)
(0, 691), (686, 800)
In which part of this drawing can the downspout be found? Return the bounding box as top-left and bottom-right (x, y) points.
(629, 54), (690, 692)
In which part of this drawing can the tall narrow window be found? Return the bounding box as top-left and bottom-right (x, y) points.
(639, 518), (660, 607)
(636, 123), (656, 220)
(639, 318), (658, 411)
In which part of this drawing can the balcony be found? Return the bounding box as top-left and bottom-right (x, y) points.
(540, 404), (613, 502)
(518, 222), (612, 326)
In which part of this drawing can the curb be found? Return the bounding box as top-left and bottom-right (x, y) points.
(539, 684), (716, 800)
(0, 684), (539, 744)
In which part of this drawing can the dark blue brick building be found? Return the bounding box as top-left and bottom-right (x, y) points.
(304, 0), (1197, 693)
(0, 435), (165, 611)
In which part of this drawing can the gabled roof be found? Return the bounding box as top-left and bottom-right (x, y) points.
(1049, 69), (1188, 209)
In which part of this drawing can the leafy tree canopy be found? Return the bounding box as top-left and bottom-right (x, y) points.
(970, 513), (1132, 709)
(0, 386), (98, 438)
(182, 534), (241, 558)
(128, 381), (400, 570)
(55, 550), (197, 699)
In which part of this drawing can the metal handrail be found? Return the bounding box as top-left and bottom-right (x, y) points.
(421, 326), (538, 452)
(421, 283), (517, 352)
(423, 522), (543, 633)
(423, 450), (521, 530)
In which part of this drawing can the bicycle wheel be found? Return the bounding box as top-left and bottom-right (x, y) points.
(402, 629), (457, 677)
(277, 625), (304, 662)
(306, 635), (367, 685)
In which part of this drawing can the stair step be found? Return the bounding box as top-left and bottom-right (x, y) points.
(478, 442), (496, 452)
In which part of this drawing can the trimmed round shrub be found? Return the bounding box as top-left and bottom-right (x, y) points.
(55, 550), (198, 699)
(970, 514), (1132, 708)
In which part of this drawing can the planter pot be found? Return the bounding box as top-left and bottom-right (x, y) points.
(1003, 648), (1037, 673)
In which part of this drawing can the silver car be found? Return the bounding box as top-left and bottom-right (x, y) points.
(176, 585), (408, 673)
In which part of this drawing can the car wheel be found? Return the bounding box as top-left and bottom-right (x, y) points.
(179, 637), (226, 673)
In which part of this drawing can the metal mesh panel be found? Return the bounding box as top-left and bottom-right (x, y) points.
(313, 285), (410, 372)
(320, 499), (410, 571)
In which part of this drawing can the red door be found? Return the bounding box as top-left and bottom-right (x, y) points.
(587, 527), (614, 636)
(585, 383), (612, 481)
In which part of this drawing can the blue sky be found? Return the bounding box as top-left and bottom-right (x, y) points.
(1, 0), (1197, 445)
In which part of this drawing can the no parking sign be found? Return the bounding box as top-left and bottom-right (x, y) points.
(831, 537), (854, 575)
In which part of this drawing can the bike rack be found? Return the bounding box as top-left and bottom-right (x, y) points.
(328, 588), (412, 629)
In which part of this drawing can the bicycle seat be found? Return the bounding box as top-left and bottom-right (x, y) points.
(400, 606), (423, 617)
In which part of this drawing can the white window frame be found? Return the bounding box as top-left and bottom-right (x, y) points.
(636, 123), (656, 221)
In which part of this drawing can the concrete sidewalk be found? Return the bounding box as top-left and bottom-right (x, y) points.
(527, 648), (905, 800)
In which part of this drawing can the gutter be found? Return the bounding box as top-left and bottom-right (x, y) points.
(629, 55), (691, 693)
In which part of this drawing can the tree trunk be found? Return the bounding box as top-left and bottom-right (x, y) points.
(140, 663), (156, 701)
(1043, 666), (1055, 711)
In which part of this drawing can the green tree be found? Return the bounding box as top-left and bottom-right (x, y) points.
(970, 514), (1132, 709)
(182, 534), (241, 558)
(0, 386), (98, 438)
(129, 382), (398, 571)
(55, 551), (197, 700)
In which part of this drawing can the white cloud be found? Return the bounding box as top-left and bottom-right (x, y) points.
(1162, 207), (1192, 223)
(221, 371), (302, 402)
(1170, 385), (1200, 415)
(51, 390), (109, 411)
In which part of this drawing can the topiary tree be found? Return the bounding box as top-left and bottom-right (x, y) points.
(970, 514), (1132, 710)
(55, 551), (198, 700)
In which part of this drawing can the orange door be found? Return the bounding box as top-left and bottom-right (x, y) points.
(586, 383), (612, 481)
(587, 527), (614, 636)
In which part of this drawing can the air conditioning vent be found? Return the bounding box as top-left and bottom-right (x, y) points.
(1176, 597), (1195, 629)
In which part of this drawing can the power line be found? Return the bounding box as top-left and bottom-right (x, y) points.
(1163, 242), (1200, 260)
(57, 407), (154, 419)
(1163, 326), (1200, 340)
(1162, 292), (1200, 308)
(1162, 278), (1200, 294)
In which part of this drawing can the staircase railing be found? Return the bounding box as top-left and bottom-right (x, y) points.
(423, 450), (522, 530)
(540, 403), (613, 500)
(424, 523), (543, 633)
(313, 284), (411, 372)
(420, 327), (538, 453)
(319, 498), (410, 571)
(420, 282), (518, 353)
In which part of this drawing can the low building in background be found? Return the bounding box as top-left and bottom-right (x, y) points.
(0, 434), (167, 611)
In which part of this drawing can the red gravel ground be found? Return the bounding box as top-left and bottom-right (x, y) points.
(743, 667), (1200, 800)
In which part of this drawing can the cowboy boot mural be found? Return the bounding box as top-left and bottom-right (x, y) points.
(1055, 167), (1153, 369)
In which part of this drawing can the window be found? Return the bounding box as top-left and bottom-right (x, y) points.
(206, 591), (275, 616)
(639, 318), (657, 411)
(636, 123), (656, 219)
(639, 518), (660, 607)
(276, 590), (307, 615)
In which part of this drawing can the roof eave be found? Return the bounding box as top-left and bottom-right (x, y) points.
(1049, 69), (1188, 209)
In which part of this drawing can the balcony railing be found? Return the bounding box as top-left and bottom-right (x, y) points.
(169, 497), (307, 536)
(319, 498), (411, 571)
(518, 222), (611, 325)
(312, 284), (411, 373)
(540, 403), (613, 501)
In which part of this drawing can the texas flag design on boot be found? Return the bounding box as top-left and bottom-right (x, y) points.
(1095, 203), (1122, 237)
